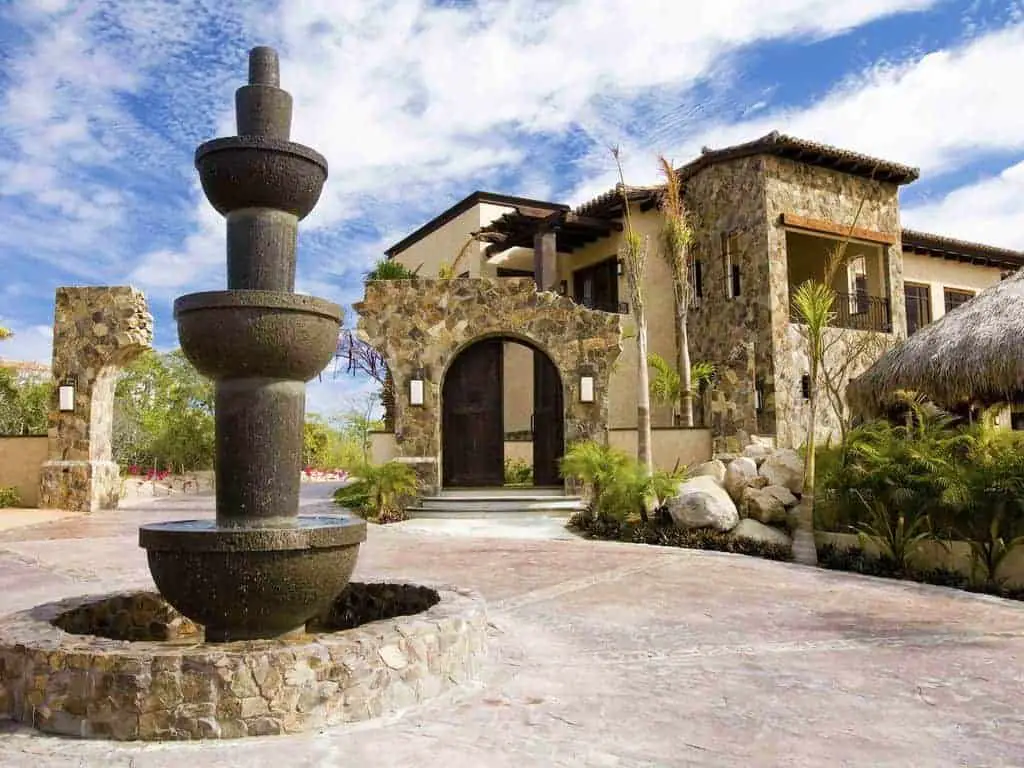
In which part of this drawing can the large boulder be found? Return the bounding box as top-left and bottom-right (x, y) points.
(729, 519), (793, 547)
(723, 457), (759, 503)
(758, 449), (804, 494)
(666, 476), (739, 532)
(741, 487), (788, 525)
(763, 484), (798, 508)
(691, 459), (726, 486)
(741, 443), (772, 466)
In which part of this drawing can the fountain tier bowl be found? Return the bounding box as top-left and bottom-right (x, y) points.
(195, 136), (327, 219)
(174, 290), (342, 381)
(139, 515), (367, 642)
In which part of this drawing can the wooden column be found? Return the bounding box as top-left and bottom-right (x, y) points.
(533, 229), (558, 292)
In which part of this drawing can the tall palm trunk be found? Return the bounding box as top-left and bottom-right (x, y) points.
(635, 299), (654, 474)
(675, 281), (694, 426)
(792, 356), (820, 566)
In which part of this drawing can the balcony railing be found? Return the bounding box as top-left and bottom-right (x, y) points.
(790, 290), (892, 333)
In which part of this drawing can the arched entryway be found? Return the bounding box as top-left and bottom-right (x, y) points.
(441, 337), (564, 488)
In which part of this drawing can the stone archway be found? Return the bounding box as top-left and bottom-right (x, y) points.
(39, 287), (153, 512)
(355, 278), (621, 494)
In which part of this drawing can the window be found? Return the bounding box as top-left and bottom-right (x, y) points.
(572, 257), (620, 313)
(904, 282), (932, 335)
(721, 232), (741, 298)
(846, 256), (869, 314)
(944, 288), (975, 313)
(690, 259), (703, 304)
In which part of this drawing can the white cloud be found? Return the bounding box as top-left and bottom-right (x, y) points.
(646, 22), (1024, 182)
(902, 160), (1024, 249)
(0, 322), (53, 366)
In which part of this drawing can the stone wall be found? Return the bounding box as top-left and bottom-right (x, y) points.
(684, 155), (773, 453)
(762, 157), (904, 449)
(355, 278), (622, 493)
(39, 287), (152, 512)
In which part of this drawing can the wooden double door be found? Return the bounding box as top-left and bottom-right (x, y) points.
(442, 339), (564, 488)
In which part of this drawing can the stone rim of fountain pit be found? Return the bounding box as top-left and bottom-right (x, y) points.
(0, 583), (488, 741)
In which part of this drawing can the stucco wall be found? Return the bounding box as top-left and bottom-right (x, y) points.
(393, 203), (514, 278)
(0, 436), (48, 507)
(901, 251), (1004, 325)
(763, 156), (904, 449)
(561, 208), (677, 431)
(503, 341), (534, 433)
(608, 427), (712, 471)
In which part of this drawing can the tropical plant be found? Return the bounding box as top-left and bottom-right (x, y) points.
(852, 493), (937, 572)
(504, 458), (533, 486)
(647, 353), (715, 422)
(0, 486), (20, 507)
(657, 155), (697, 427)
(559, 440), (632, 512)
(438, 235), (481, 279)
(612, 145), (653, 473)
(332, 460), (419, 522)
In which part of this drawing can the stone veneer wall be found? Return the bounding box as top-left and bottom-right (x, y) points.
(355, 278), (622, 493)
(39, 287), (153, 512)
(684, 156), (773, 453)
(762, 157), (905, 449)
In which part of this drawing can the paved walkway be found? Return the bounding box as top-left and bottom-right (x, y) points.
(0, 490), (1022, 767)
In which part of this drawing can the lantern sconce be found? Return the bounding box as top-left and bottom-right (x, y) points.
(580, 375), (595, 403)
(58, 376), (77, 412)
(409, 368), (425, 407)
(616, 259), (625, 277)
(754, 379), (765, 413)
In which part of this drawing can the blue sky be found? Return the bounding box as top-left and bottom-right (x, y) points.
(1, 0), (1023, 416)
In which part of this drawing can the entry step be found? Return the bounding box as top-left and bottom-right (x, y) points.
(407, 489), (587, 518)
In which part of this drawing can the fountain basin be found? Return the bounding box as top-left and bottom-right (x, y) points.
(195, 135), (327, 219)
(139, 516), (366, 642)
(174, 290), (341, 381)
(0, 584), (487, 740)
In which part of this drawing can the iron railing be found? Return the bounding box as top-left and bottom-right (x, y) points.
(790, 290), (892, 333)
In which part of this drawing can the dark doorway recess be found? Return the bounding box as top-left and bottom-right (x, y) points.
(442, 338), (564, 488)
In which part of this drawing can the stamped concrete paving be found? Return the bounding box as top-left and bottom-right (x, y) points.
(0, 489), (1022, 767)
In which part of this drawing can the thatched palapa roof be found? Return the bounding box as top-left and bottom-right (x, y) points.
(848, 268), (1024, 416)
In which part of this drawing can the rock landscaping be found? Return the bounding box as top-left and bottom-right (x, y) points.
(661, 442), (805, 552)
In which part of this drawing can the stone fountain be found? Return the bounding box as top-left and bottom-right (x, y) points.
(138, 46), (367, 642)
(0, 47), (487, 742)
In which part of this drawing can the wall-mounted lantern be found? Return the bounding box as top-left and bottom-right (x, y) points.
(755, 379), (765, 413)
(580, 375), (595, 403)
(58, 376), (77, 412)
(409, 368), (425, 407)
(616, 259), (625, 277)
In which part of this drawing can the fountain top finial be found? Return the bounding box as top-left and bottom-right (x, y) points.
(248, 46), (280, 87)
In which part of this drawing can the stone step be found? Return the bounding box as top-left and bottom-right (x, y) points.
(407, 492), (586, 518)
(435, 487), (566, 499)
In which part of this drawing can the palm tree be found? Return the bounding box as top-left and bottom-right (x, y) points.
(657, 156), (697, 426)
(612, 146), (653, 474)
(648, 353), (715, 424)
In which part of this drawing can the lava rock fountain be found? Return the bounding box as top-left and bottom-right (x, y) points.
(0, 48), (487, 742)
(138, 46), (366, 642)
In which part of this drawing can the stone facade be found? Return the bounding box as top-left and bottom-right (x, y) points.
(39, 287), (152, 512)
(683, 155), (905, 451)
(355, 278), (622, 493)
(0, 584), (487, 741)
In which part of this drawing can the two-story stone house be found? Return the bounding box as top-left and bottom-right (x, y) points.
(359, 132), (1024, 491)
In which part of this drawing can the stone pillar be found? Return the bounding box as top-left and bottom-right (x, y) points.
(38, 287), (152, 512)
(533, 229), (558, 292)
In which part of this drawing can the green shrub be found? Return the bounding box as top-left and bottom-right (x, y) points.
(0, 486), (21, 508)
(559, 440), (686, 524)
(332, 461), (418, 523)
(503, 458), (533, 486)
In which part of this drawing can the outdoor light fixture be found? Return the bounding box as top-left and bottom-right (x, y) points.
(409, 368), (425, 406)
(617, 260), (624, 276)
(580, 375), (595, 403)
(58, 376), (76, 412)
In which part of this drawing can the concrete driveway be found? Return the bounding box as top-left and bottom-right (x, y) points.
(0, 489), (1021, 767)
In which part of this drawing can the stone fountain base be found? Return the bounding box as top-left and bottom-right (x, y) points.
(0, 583), (487, 740)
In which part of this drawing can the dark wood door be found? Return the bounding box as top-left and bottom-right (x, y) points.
(442, 340), (504, 487)
(532, 350), (564, 487)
